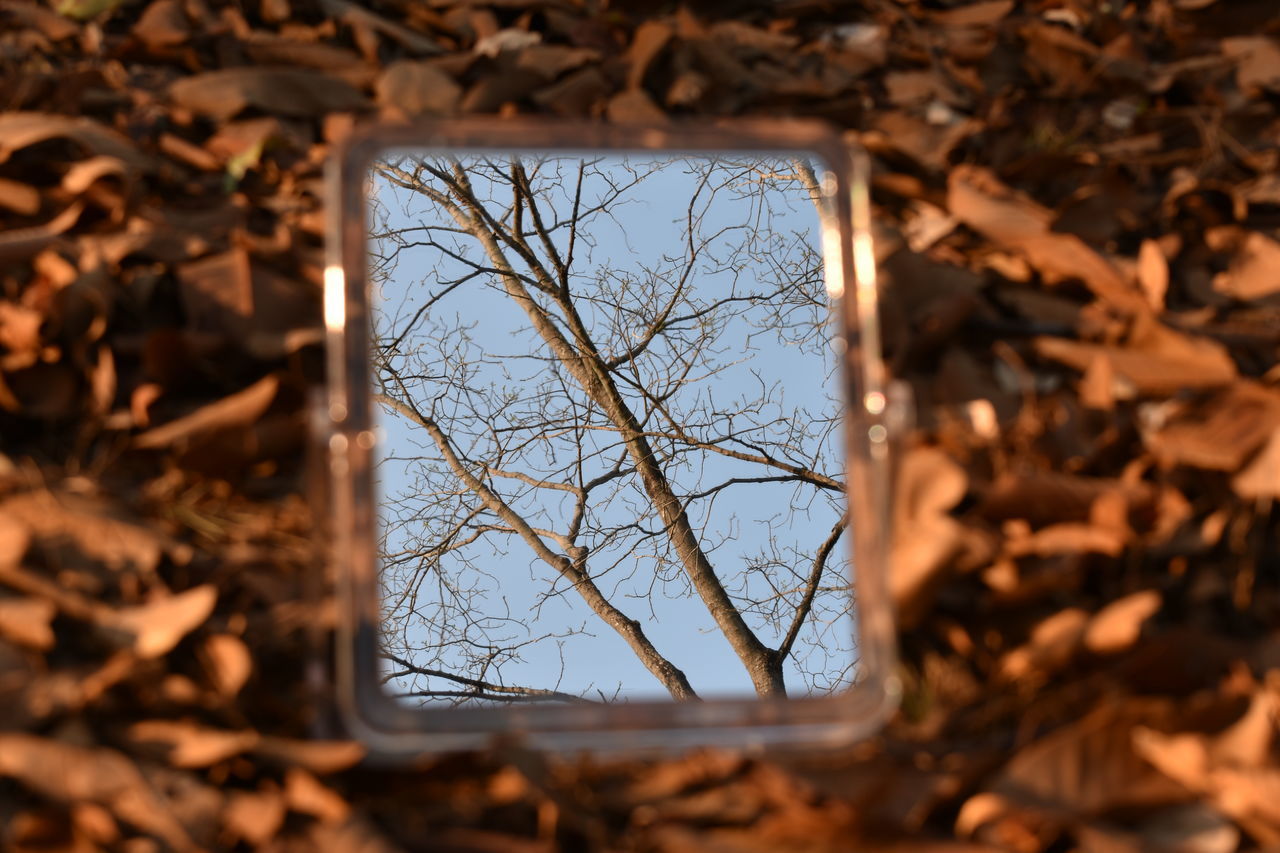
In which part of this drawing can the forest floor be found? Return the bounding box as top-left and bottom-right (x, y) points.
(1, 0), (1279, 850)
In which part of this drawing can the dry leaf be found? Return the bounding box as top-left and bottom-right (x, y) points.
(1145, 382), (1280, 471)
(285, 767), (351, 823)
(224, 786), (286, 846)
(1232, 428), (1280, 499)
(253, 737), (366, 774)
(0, 489), (171, 574)
(376, 61), (461, 118)
(107, 584), (217, 658)
(1137, 239), (1169, 311)
(998, 607), (1089, 680)
(891, 446), (967, 623)
(0, 176), (40, 215)
(130, 719), (259, 767)
(0, 113), (149, 170)
(134, 373), (280, 450)
(1221, 37), (1280, 93)
(0, 596), (55, 650)
(606, 88), (668, 124)
(0, 734), (195, 850)
(994, 702), (1194, 815)
(202, 633), (251, 696)
(1212, 231), (1280, 301)
(948, 166), (1149, 314)
(169, 68), (371, 121)
(1084, 590), (1161, 654)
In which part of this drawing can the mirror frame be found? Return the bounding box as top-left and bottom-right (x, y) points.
(324, 118), (898, 756)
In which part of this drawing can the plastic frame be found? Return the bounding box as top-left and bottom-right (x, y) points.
(323, 118), (898, 757)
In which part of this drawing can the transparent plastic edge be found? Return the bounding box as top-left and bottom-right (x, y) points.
(323, 119), (899, 760)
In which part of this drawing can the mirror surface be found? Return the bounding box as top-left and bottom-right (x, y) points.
(365, 149), (856, 706)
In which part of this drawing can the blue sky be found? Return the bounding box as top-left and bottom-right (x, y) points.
(367, 151), (857, 703)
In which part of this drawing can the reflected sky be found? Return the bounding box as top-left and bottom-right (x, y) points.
(366, 152), (856, 704)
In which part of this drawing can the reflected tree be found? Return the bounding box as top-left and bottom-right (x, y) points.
(368, 152), (852, 705)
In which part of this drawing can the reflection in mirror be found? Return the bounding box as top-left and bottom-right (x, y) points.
(365, 150), (855, 707)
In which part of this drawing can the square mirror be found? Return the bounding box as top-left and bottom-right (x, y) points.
(324, 120), (896, 755)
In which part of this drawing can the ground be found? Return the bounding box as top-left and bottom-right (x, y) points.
(0, 0), (1278, 850)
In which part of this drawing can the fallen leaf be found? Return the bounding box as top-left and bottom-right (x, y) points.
(202, 633), (251, 696)
(1221, 37), (1280, 93)
(1035, 333), (1237, 397)
(0, 734), (195, 850)
(253, 737), (366, 774)
(1213, 231), (1280, 301)
(627, 21), (673, 89)
(0, 113), (148, 170)
(0, 202), (84, 264)
(107, 584), (217, 658)
(376, 61), (461, 118)
(1232, 428), (1280, 499)
(169, 68), (371, 121)
(285, 767), (351, 822)
(134, 374), (280, 450)
(0, 177), (40, 215)
(1137, 239), (1169, 311)
(948, 166), (1149, 314)
(130, 719), (259, 767)
(224, 787), (286, 846)
(891, 446), (967, 624)
(606, 88), (668, 124)
(998, 607), (1089, 680)
(0, 596), (55, 650)
(0, 489), (172, 574)
(995, 702), (1193, 815)
(131, 0), (189, 49)
(1084, 590), (1162, 654)
(1145, 382), (1280, 471)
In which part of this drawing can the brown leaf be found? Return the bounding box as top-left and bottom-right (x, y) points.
(0, 507), (31, 568)
(253, 737), (366, 774)
(891, 446), (967, 623)
(0, 734), (196, 850)
(224, 786), (286, 846)
(169, 68), (371, 121)
(605, 88), (668, 124)
(998, 607), (1089, 681)
(1145, 382), (1280, 471)
(1084, 590), (1161, 655)
(285, 767), (351, 823)
(130, 719), (259, 767)
(1137, 238), (1169, 311)
(993, 702), (1193, 815)
(1221, 36), (1280, 93)
(376, 60), (462, 118)
(0, 301), (42, 369)
(1034, 331), (1237, 397)
(0, 596), (55, 650)
(134, 373), (280, 450)
(0, 176), (40, 215)
(132, 0), (189, 49)
(0, 489), (172, 574)
(107, 584), (217, 658)
(0, 113), (149, 171)
(201, 632), (251, 696)
(1212, 231), (1280, 301)
(0, 202), (84, 264)
(948, 166), (1149, 314)
(1232, 427), (1280, 499)
(1007, 522), (1128, 558)
(627, 20), (673, 89)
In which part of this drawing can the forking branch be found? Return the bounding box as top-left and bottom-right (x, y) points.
(369, 152), (854, 705)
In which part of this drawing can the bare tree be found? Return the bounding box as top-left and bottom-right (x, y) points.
(367, 151), (853, 705)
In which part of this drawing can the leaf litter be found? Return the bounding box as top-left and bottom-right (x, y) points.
(0, 0), (1279, 850)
